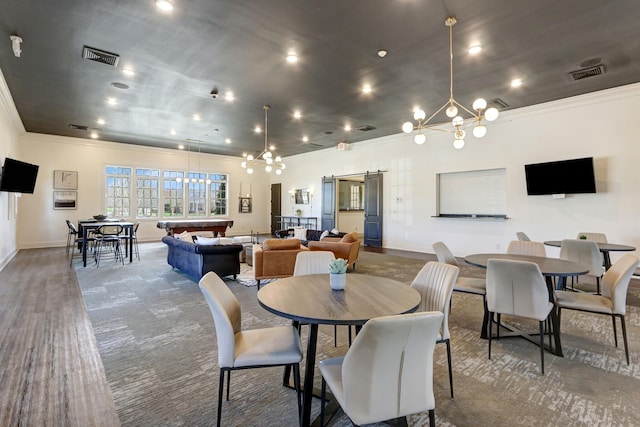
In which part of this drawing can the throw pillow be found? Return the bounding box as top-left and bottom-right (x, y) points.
(192, 231), (214, 238)
(341, 233), (358, 243)
(320, 230), (330, 240)
(176, 231), (193, 241)
(331, 228), (339, 235)
(195, 236), (220, 245)
(293, 227), (307, 240)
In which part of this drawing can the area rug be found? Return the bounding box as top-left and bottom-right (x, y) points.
(75, 242), (640, 426)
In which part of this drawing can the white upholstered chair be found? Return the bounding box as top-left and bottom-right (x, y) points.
(433, 242), (487, 330)
(293, 251), (349, 346)
(560, 239), (603, 294)
(555, 254), (639, 364)
(486, 259), (554, 374)
(576, 232), (607, 243)
(516, 232), (531, 241)
(199, 272), (302, 427)
(507, 240), (547, 257)
(410, 261), (459, 398)
(319, 311), (443, 427)
(293, 250), (335, 276)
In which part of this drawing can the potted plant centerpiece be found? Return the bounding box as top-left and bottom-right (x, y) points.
(296, 208), (303, 217)
(579, 234), (587, 240)
(329, 258), (348, 290)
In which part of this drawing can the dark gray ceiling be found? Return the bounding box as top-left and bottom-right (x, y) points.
(1, 0), (639, 158)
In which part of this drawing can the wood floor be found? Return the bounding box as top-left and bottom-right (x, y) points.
(0, 247), (120, 426)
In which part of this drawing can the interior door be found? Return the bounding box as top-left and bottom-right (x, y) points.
(321, 176), (336, 231)
(270, 183), (281, 235)
(364, 172), (383, 247)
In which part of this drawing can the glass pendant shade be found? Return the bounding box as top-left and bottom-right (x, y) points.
(413, 109), (426, 121)
(414, 133), (426, 145)
(485, 107), (499, 121)
(453, 139), (465, 149)
(452, 116), (464, 127)
(472, 98), (487, 111)
(473, 125), (487, 138)
(247, 167), (253, 174)
(445, 105), (458, 117)
(402, 122), (414, 133)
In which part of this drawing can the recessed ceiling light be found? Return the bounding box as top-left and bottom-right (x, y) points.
(90, 131), (98, 139)
(254, 125), (261, 133)
(511, 78), (523, 88)
(344, 125), (352, 131)
(193, 114), (200, 121)
(225, 138), (231, 144)
(224, 91), (234, 101)
(170, 129), (177, 135)
(178, 144), (184, 150)
(242, 152), (247, 158)
(286, 53), (298, 63)
(122, 68), (135, 76)
(468, 45), (482, 55)
(269, 145), (275, 151)
(302, 136), (309, 142)
(106, 97), (117, 105)
(155, 0), (174, 12)
(362, 84), (372, 94)
(293, 110), (302, 119)
(377, 49), (388, 58)
(96, 118), (105, 125)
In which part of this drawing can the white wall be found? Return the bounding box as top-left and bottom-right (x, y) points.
(17, 134), (272, 248)
(277, 83), (640, 262)
(0, 69), (24, 269)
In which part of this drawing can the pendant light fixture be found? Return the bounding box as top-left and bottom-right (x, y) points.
(241, 105), (286, 174)
(401, 17), (499, 149)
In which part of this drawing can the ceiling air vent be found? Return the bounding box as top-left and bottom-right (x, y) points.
(356, 124), (377, 131)
(82, 46), (120, 67)
(68, 124), (89, 131)
(488, 98), (509, 109)
(568, 64), (605, 81)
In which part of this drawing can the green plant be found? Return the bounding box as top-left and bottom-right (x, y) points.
(329, 258), (348, 274)
(579, 235), (587, 239)
(295, 208), (303, 216)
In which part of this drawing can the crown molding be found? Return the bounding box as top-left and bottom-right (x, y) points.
(0, 67), (26, 133)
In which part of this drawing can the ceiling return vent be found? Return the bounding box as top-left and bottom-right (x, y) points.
(356, 124), (377, 131)
(82, 46), (120, 67)
(568, 64), (605, 81)
(68, 124), (89, 131)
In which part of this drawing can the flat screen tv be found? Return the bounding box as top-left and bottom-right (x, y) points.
(524, 157), (596, 196)
(0, 157), (40, 194)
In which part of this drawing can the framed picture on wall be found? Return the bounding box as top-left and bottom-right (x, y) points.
(53, 170), (78, 189)
(53, 191), (77, 209)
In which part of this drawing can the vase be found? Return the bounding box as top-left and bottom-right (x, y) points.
(330, 273), (346, 291)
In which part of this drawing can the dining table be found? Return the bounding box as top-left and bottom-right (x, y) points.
(543, 240), (636, 270)
(78, 220), (135, 267)
(257, 273), (421, 427)
(464, 253), (590, 357)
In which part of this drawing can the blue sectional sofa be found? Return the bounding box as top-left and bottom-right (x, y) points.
(161, 236), (243, 281)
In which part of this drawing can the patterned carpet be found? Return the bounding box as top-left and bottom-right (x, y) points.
(75, 242), (640, 426)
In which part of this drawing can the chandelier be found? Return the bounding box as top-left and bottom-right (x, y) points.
(402, 17), (499, 149)
(176, 140), (211, 184)
(241, 105), (286, 175)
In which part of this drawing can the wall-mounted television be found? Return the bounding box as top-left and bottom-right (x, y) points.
(524, 157), (596, 196)
(0, 157), (40, 194)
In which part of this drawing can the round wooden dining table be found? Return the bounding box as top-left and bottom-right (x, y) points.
(258, 273), (421, 427)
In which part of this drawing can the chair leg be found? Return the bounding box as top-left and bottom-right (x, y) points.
(612, 315), (618, 347)
(429, 408), (435, 426)
(293, 363), (302, 420)
(620, 315), (630, 365)
(596, 277), (601, 295)
(488, 312), (493, 360)
(334, 325), (337, 347)
(445, 339), (454, 399)
(226, 370), (231, 401)
(496, 314), (501, 340)
(320, 377), (327, 427)
(217, 369), (225, 427)
(539, 320), (545, 375)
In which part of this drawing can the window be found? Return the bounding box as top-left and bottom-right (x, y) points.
(187, 172), (207, 216)
(163, 170), (184, 216)
(136, 168), (159, 218)
(105, 166), (132, 218)
(209, 173), (228, 215)
(338, 180), (364, 211)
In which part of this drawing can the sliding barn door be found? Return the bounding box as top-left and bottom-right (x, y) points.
(364, 172), (383, 247)
(321, 176), (336, 231)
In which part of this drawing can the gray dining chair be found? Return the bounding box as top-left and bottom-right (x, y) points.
(560, 239), (603, 294)
(199, 272), (302, 427)
(487, 258), (554, 374)
(410, 261), (459, 398)
(319, 311), (443, 427)
(507, 240), (546, 257)
(555, 254), (639, 365)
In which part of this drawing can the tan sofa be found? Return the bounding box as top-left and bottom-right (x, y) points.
(308, 231), (360, 271)
(252, 238), (309, 289)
